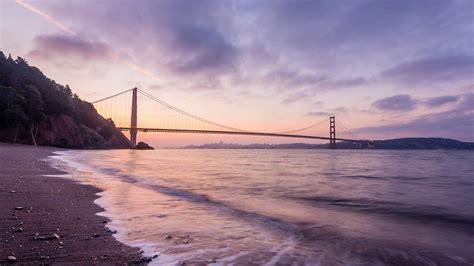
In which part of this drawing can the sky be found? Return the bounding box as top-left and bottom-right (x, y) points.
(1, 0), (473, 146)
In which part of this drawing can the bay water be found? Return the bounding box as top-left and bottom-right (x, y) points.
(52, 149), (474, 265)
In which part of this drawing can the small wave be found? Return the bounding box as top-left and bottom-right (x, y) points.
(99, 167), (121, 175)
(135, 184), (470, 265)
(339, 175), (427, 181)
(293, 196), (474, 233)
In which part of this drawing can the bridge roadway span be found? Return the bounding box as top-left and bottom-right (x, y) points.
(117, 127), (361, 142)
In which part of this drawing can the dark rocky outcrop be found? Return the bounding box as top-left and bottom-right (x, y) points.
(36, 114), (131, 149)
(134, 141), (154, 150)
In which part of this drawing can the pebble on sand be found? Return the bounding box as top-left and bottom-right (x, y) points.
(14, 207), (23, 210)
(7, 256), (17, 262)
(34, 233), (60, 241)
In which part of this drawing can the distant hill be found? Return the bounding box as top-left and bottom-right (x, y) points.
(372, 138), (474, 150)
(0, 51), (131, 149)
(185, 138), (474, 150)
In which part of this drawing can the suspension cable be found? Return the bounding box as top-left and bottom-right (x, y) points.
(91, 88), (134, 104)
(274, 118), (329, 134)
(335, 120), (354, 139)
(336, 119), (359, 140)
(93, 88), (352, 138)
(138, 89), (250, 132)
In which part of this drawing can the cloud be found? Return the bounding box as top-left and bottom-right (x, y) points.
(381, 55), (474, 85)
(455, 93), (474, 111)
(282, 91), (310, 105)
(268, 70), (367, 89)
(254, 0), (473, 70)
(372, 94), (417, 111)
(423, 95), (460, 108)
(306, 106), (348, 117)
(307, 111), (331, 117)
(24, 0), (238, 82)
(34, 0), (473, 96)
(267, 69), (368, 104)
(357, 94), (474, 141)
(319, 77), (367, 90)
(334, 0), (454, 42)
(167, 23), (237, 74)
(313, 101), (324, 108)
(356, 110), (473, 141)
(28, 34), (113, 63)
(265, 70), (325, 90)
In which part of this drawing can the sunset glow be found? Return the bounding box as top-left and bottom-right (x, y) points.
(1, 1), (473, 264)
(2, 0), (473, 146)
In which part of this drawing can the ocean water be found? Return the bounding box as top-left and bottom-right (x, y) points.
(53, 149), (474, 265)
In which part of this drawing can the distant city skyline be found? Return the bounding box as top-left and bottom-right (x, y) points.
(1, 0), (473, 146)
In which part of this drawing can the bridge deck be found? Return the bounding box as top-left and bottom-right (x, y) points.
(117, 127), (361, 142)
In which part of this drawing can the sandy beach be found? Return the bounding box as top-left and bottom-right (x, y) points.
(0, 143), (147, 264)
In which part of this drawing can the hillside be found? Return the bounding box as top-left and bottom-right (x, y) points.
(0, 51), (131, 149)
(372, 138), (474, 150)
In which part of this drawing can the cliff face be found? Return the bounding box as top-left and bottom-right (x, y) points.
(37, 115), (131, 149)
(0, 51), (131, 149)
(0, 114), (131, 149)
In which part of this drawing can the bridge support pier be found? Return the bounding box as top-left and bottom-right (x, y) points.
(329, 116), (336, 149)
(130, 87), (138, 147)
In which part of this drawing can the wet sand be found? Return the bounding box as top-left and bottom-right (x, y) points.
(0, 143), (148, 264)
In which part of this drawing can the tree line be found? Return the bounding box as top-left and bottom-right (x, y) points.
(0, 51), (115, 145)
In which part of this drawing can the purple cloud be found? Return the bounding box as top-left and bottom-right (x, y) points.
(253, 0), (472, 68)
(41, 0), (236, 76)
(266, 69), (367, 103)
(306, 107), (348, 117)
(37, 0), (473, 94)
(356, 111), (473, 141)
(357, 94), (474, 141)
(307, 111), (331, 117)
(423, 95), (460, 108)
(168, 23), (237, 74)
(381, 55), (474, 85)
(372, 95), (417, 111)
(282, 91), (310, 105)
(319, 77), (367, 90)
(28, 34), (113, 63)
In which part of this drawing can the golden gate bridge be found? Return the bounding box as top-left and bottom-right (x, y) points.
(92, 88), (364, 148)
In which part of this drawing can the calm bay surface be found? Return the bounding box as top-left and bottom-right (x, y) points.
(54, 149), (474, 265)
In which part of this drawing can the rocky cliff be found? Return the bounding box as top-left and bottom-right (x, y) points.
(0, 51), (131, 149)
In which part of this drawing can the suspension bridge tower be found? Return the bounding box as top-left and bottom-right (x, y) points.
(329, 116), (336, 149)
(130, 87), (138, 147)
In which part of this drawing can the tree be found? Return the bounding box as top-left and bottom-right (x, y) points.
(23, 84), (45, 146)
(65, 85), (72, 97)
(0, 85), (27, 142)
(7, 54), (14, 63)
(15, 56), (28, 66)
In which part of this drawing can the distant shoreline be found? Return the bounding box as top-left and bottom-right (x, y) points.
(0, 143), (147, 264)
(183, 137), (474, 150)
